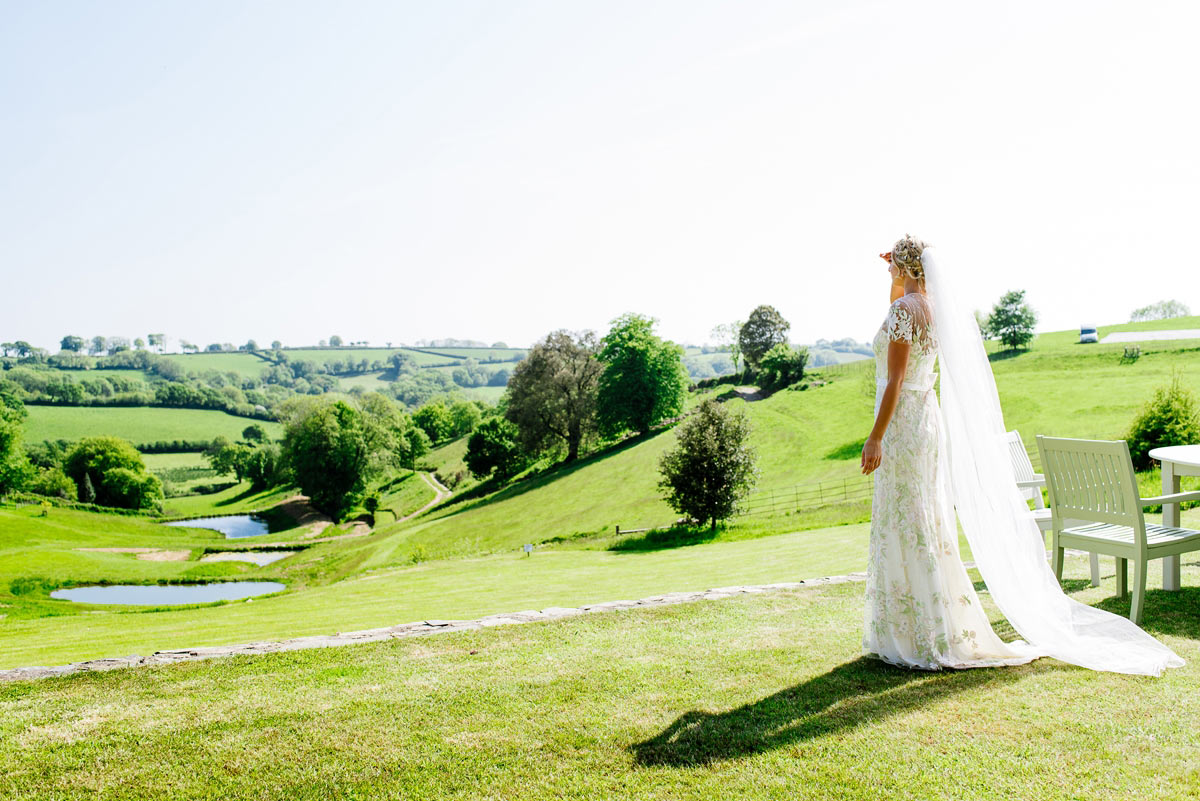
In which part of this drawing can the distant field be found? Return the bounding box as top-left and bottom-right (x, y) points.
(281, 347), (453, 367)
(335, 371), (392, 391)
(23, 406), (281, 446)
(158, 352), (269, 379)
(141, 452), (209, 471)
(413, 347), (526, 362)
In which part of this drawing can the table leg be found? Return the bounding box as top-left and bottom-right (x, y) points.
(1162, 461), (1181, 592)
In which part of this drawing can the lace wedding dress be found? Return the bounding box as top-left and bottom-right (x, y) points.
(863, 293), (1042, 670)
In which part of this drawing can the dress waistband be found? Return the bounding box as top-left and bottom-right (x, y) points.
(876, 373), (938, 392)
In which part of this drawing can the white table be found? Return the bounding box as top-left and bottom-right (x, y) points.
(1149, 444), (1200, 591)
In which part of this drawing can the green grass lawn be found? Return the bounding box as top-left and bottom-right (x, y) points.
(3, 565), (1197, 800)
(23, 406), (281, 447)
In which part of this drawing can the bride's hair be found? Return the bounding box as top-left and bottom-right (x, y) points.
(891, 234), (928, 280)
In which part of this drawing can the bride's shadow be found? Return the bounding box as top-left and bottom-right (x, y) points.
(630, 656), (1055, 767)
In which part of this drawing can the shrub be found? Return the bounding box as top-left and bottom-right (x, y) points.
(28, 467), (77, 500)
(1127, 374), (1200, 470)
(63, 436), (163, 510)
(758, 343), (808, 390)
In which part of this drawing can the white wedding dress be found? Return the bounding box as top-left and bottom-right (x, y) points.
(861, 247), (1182, 677)
(863, 293), (1042, 669)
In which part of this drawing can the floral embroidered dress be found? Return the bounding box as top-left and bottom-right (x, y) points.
(863, 293), (1037, 670)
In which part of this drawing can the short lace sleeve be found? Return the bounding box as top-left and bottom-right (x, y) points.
(883, 294), (935, 350)
(884, 301), (916, 343)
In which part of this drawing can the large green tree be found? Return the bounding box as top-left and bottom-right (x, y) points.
(657, 399), (757, 530)
(505, 330), (603, 462)
(282, 393), (426, 517)
(282, 399), (373, 518)
(60, 335), (84, 352)
(597, 313), (689, 437)
(64, 437), (162, 510)
(738, 306), (791, 369)
(986, 290), (1038, 350)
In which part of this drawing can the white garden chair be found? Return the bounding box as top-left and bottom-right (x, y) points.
(1037, 435), (1200, 624)
(1005, 430), (1100, 586)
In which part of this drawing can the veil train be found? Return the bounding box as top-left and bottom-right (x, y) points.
(923, 247), (1184, 676)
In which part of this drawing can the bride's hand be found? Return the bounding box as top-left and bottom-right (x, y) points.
(861, 438), (882, 474)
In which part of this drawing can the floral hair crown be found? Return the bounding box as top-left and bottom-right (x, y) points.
(891, 234), (927, 280)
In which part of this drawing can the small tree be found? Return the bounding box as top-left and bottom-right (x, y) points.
(1127, 374), (1200, 470)
(464, 418), (526, 481)
(985, 290), (1037, 350)
(657, 399), (757, 530)
(60, 335), (84, 352)
(329, 335), (343, 347)
(710, 321), (745, 374)
(242, 424), (268, 443)
(738, 306), (791, 370)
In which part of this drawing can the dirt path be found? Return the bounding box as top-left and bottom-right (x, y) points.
(396, 472), (450, 523)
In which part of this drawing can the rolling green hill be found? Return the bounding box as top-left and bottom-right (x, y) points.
(361, 319), (1200, 564)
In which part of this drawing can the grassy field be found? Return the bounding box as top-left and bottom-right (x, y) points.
(157, 351), (270, 378)
(141, 452), (209, 471)
(22, 406), (282, 446)
(3, 565), (1197, 800)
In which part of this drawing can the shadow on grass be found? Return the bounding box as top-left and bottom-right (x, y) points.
(987, 348), (1027, 362)
(213, 485), (261, 508)
(631, 656), (1056, 767)
(609, 525), (718, 553)
(824, 438), (866, 461)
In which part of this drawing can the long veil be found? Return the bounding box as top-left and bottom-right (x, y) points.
(923, 246), (1184, 676)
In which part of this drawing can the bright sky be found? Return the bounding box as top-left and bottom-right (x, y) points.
(4, 0), (1198, 352)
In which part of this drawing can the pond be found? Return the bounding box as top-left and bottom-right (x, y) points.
(164, 514), (271, 539)
(51, 581), (285, 605)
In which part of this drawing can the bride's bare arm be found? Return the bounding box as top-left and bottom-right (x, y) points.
(861, 339), (911, 474)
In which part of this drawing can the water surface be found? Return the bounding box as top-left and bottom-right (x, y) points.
(164, 514), (270, 538)
(51, 581), (285, 605)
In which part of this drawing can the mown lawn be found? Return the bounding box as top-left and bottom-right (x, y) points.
(3, 567), (1197, 800)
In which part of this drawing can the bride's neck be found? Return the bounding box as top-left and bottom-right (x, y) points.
(891, 277), (925, 302)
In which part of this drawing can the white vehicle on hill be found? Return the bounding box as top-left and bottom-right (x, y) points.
(1079, 325), (1099, 344)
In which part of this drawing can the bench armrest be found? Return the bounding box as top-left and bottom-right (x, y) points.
(1016, 475), (1046, 489)
(1141, 490), (1200, 506)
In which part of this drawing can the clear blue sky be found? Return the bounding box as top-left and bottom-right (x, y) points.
(4, 0), (1198, 352)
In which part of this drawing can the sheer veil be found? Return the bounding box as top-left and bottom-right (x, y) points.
(923, 246), (1184, 676)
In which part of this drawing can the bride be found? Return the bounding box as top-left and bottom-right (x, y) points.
(860, 235), (1184, 676)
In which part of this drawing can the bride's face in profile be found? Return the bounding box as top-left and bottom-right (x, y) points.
(880, 251), (901, 284)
